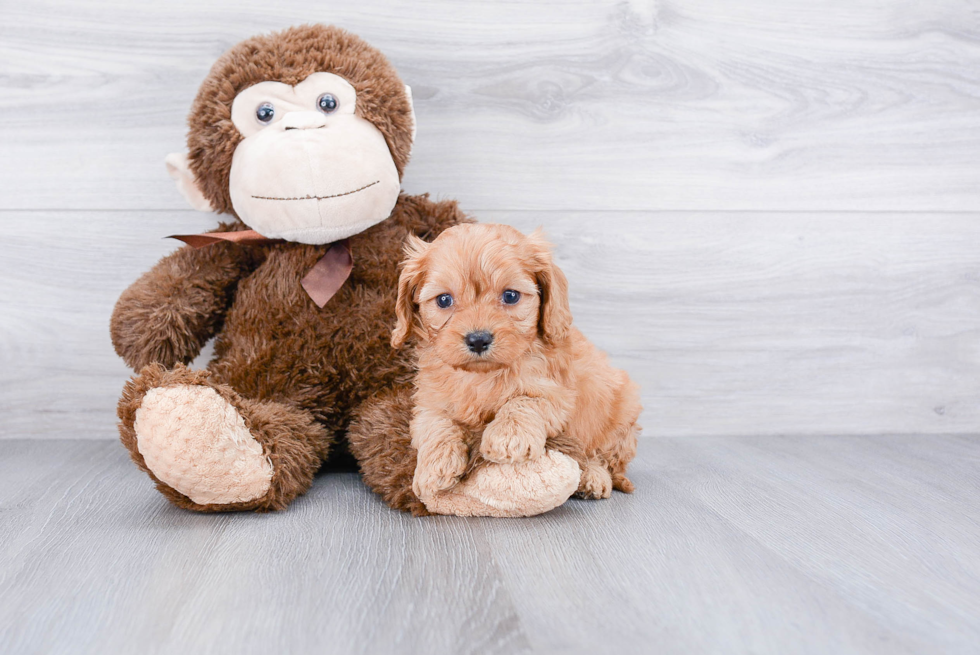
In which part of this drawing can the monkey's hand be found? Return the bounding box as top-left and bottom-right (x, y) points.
(110, 230), (260, 371)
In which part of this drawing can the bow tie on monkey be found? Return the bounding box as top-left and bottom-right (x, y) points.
(165, 55), (417, 306)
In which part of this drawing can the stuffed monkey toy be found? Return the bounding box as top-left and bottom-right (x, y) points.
(111, 25), (581, 516)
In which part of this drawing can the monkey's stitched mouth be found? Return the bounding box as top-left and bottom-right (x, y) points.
(251, 180), (380, 201)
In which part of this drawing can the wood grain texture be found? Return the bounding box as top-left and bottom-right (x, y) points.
(2, 437), (978, 654)
(4, 210), (978, 439)
(1, 0), (979, 211)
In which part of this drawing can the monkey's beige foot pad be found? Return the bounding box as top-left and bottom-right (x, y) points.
(134, 385), (273, 506)
(419, 450), (581, 518)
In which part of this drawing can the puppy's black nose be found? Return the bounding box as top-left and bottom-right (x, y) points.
(465, 331), (494, 354)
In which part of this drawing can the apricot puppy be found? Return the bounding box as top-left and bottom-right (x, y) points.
(392, 223), (641, 504)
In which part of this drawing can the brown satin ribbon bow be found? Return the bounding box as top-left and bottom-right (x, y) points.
(168, 229), (353, 308)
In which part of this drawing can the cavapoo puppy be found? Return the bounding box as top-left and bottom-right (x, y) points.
(392, 223), (641, 508)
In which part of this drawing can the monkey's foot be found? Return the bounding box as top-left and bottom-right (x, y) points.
(134, 384), (274, 506)
(418, 450), (581, 518)
(118, 364), (325, 512)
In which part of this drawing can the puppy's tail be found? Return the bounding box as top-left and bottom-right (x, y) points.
(612, 472), (635, 494)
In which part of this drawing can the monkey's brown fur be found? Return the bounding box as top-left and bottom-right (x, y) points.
(111, 25), (461, 514)
(114, 195), (465, 513)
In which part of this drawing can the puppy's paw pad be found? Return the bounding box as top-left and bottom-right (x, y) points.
(577, 463), (613, 500)
(480, 417), (546, 464)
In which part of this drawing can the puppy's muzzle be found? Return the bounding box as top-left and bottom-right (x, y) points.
(464, 331), (494, 354)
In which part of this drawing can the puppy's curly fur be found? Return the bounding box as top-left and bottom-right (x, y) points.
(393, 223), (642, 502)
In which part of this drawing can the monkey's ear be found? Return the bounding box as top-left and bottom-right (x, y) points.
(164, 152), (215, 212)
(404, 85), (417, 145)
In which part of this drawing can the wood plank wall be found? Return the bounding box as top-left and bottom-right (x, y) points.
(2, 0), (978, 438)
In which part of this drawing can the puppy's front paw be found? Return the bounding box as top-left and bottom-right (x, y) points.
(577, 461), (613, 499)
(414, 441), (469, 497)
(480, 413), (547, 464)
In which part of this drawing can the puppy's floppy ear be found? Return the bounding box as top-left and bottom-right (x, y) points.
(525, 228), (572, 345)
(391, 234), (430, 348)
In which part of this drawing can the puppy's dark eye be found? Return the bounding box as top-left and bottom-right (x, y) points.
(255, 102), (275, 123)
(317, 93), (339, 114)
(502, 289), (521, 305)
(436, 293), (454, 309)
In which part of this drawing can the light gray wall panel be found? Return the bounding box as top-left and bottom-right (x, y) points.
(2, 1), (978, 439)
(3, 210), (977, 439)
(1, 0), (978, 212)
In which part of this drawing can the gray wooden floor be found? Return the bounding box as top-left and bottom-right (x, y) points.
(2, 436), (978, 655)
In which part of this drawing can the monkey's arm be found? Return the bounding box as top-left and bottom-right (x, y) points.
(110, 229), (264, 371)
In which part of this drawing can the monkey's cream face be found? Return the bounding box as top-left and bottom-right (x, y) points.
(228, 72), (403, 245)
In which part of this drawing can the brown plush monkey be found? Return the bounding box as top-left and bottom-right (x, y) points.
(111, 25), (581, 515)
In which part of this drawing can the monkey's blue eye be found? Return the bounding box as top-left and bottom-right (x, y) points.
(436, 293), (454, 309)
(502, 290), (521, 305)
(317, 93), (339, 114)
(255, 102), (275, 123)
